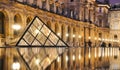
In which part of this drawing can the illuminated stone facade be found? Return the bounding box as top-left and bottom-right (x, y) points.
(0, 0), (115, 70)
(109, 8), (120, 46)
(0, 0), (110, 47)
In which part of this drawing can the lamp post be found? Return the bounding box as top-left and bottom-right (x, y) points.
(12, 57), (20, 70)
(12, 62), (20, 70)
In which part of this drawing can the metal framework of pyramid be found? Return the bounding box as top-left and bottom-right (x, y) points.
(16, 16), (69, 70)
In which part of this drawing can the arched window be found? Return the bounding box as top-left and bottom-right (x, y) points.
(61, 25), (64, 39)
(26, 17), (32, 25)
(50, 3), (54, 12)
(68, 26), (71, 42)
(73, 28), (76, 43)
(99, 33), (102, 38)
(47, 21), (51, 28)
(14, 14), (22, 36)
(114, 35), (118, 39)
(0, 12), (5, 34)
(42, 1), (46, 10)
(99, 19), (102, 27)
(55, 23), (59, 36)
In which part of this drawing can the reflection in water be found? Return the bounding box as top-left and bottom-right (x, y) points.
(0, 47), (120, 70)
(55, 47), (120, 70)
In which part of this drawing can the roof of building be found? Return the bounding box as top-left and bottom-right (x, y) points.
(110, 3), (120, 10)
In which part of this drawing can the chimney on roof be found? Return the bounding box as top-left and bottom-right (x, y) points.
(104, 0), (109, 4)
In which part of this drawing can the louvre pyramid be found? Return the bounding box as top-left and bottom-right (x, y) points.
(16, 16), (68, 70)
(16, 16), (68, 47)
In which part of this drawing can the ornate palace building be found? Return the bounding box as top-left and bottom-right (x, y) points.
(109, 3), (120, 47)
(0, 0), (110, 47)
(0, 0), (119, 70)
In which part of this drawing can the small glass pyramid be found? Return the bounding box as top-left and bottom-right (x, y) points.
(16, 16), (68, 70)
(16, 16), (68, 47)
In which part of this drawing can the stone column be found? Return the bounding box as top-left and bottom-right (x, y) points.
(50, 62), (55, 70)
(4, 48), (13, 70)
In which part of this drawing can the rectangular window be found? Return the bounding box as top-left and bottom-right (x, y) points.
(70, 0), (74, 2)
(99, 7), (102, 13)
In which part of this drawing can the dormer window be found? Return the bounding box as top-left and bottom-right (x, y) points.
(70, 0), (74, 2)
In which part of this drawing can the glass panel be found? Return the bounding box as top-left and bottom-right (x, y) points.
(57, 48), (66, 55)
(33, 18), (43, 30)
(45, 48), (58, 61)
(29, 57), (39, 70)
(36, 32), (47, 45)
(28, 25), (39, 36)
(41, 57), (51, 70)
(18, 39), (28, 45)
(22, 48), (34, 62)
(32, 39), (41, 46)
(49, 33), (59, 45)
(57, 40), (66, 46)
(23, 32), (34, 45)
(41, 25), (51, 37)
(32, 48), (46, 61)
(45, 40), (54, 46)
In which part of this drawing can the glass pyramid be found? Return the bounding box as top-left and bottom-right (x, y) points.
(16, 16), (68, 47)
(16, 16), (68, 70)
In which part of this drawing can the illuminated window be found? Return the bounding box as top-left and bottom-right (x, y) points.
(114, 35), (118, 39)
(112, 21), (119, 30)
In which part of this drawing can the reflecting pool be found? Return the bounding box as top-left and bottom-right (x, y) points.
(0, 47), (120, 70)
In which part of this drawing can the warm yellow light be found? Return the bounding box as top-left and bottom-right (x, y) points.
(88, 48), (91, 59)
(108, 48), (109, 56)
(35, 29), (39, 34)
(57, 33), (60, 36)
(35, 59), (40, 65)
(12, 24), (21, 30)
(12, 62), (20, 70)
(102, 39), (105, 41)
(73, 55), (75, 61)
(110, 48), (113, 56)
(89, 53), (91, 59)
(78, 35), (81, 38)
(105, 48), (107, 57)
(57, 57), (60, 62)
(79, 54), (81, 60)
(95, 37), (97, 40)
(95, 48), (97, 58)
(110, 39), (112, 42)
(88, 37), (91, 40)
(73, 34), (75, 38)
(66, 34), (69, 37)
(66, 56), (68, 62)
(102, 48), (104, 57)
(105, 39), (108, 41)
(99, 47), (101, 57)
(98, 38), (101, 41)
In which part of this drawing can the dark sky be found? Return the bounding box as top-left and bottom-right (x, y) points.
(99, 0), (120, 4)
(110, 0), (120, 4)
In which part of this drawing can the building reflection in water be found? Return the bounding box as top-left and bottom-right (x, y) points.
(0, 47), (120, 70)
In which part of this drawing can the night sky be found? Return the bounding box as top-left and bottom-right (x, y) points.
(99, 0), (120, 4)
(110, 0), (120, 4)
